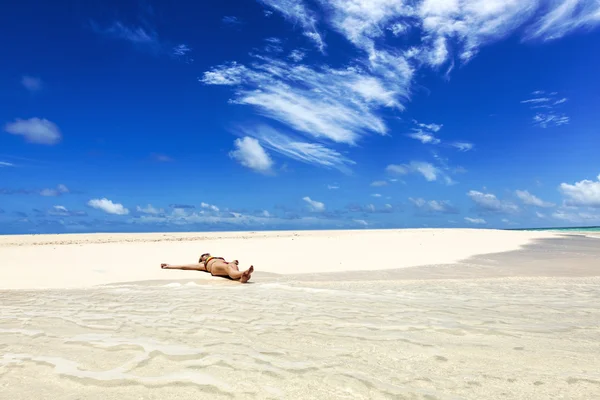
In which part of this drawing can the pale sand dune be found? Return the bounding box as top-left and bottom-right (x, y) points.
(1, 229), (600, 399)
(1, 229), (557, 289)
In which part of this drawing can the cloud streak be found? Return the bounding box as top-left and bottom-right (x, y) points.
(521, 90), (570, 127)
(237, 125), (354, 173)
(386, 161), (454, 184)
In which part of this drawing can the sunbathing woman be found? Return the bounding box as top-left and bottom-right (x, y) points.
(161, 253), (254, 283)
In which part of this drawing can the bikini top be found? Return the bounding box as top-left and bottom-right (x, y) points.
(205, 256), (223, 264)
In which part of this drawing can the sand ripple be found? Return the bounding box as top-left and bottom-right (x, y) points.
(1, 277), (600, 399)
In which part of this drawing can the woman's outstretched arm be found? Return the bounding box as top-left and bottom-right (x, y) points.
(160, 263), (207, 271)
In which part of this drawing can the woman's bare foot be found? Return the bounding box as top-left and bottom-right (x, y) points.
(240, 265), (254, 283)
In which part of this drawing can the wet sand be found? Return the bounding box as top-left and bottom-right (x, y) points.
(1, 230), (599, 399)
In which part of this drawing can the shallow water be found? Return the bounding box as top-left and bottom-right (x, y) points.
(1, 277), (600, 399)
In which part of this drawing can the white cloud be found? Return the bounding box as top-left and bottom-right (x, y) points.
(257, 0), (325, 52)
(201, 202), (220, 212)
(559, 174), (600, 208)
(229, 136), (274, 173)
(354, 219), (369, 226)
(131, 208), (345, 228)
(100, 21), (157, 44)
(88, 198), (129, 215)
(371, 180), (388, 187)
(515, 190), (555, 207)
(0, 161), (14, 167)
(467, 190), (519, 214)
(289, 49), (306, 62)
(387, 161), (445, 182)
(536, 211), (546, 218)
(263, 0), (600, 69)
(4, 118), (62, 145)
(525, 0), (600, 41)
(40, 184), (69, 197)
(237, 125), (354, 172)
(136, 204), (162, 215)
(21, 76), (42, 92)
(202, 57), (401, 145)
(465, 217), (487, 225)
(303, 196), (325, 212)
(533, 113), (570, 128)
(552, 209), (600, 223)
(415, 121), (443, 132)
(410, 161), (439, 181)
(408, 120), (473, 150)
(450, 142), (474, 152)
(172, 44), (191, 57)
(200, 62), (247, 85)
(521, 90), (570, 127)
(92, 20), (190, 59)
(200, 1), (599, 172)
(407, 130), (441, 144)
(222, 16), (242, 25)
(386, 164), (409, 175)
(327, 184), (340, 189)
(371, 193), (382, 197)
(409, 197), (459, 214)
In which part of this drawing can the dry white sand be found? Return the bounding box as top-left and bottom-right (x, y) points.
(1, 228), (556, 289)
(1, 229), (599, 399)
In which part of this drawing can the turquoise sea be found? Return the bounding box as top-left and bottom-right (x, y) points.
(515, 226), (600, 232)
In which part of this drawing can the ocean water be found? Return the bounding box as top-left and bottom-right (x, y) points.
(520, 226), (600, 232)
(1, 277), (600, 399)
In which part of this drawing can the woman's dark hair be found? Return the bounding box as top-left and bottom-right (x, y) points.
(199, 253), (210, 262)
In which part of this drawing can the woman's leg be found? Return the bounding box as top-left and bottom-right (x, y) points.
(210, 260), (253, 282)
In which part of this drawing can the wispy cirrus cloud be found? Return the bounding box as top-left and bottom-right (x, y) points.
(201, 0), (598, 173)
(222, 16), (242, 25)
(201, 56), (401, 145)
(261, 0), (600, 68)
(406, 120), (474, 151)
(235, 125), (354, 173)
(0, 161), (14, 167)
(521, 90), (570, 127)
(257, 0), (325, 52)
(386, 161), (454, 184)
(92, 20), (191, 60)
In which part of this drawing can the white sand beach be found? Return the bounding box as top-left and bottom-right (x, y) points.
(1, 229), (599, 399)
(1, 228), (558, 289)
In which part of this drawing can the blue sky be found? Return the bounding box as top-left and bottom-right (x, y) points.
(1, 0), (600, 234)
